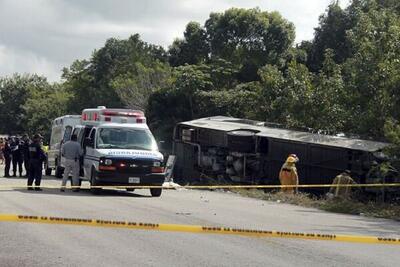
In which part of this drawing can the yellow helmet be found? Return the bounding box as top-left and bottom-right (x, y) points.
(286, 156), (297, 163)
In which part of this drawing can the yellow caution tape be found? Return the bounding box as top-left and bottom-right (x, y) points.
(0, 183), (399, 190)
(0, 214), (398, 245)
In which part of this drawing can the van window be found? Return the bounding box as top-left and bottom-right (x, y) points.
(72, 127), (80, 138)
(87, 128), (96, 148)
(89, 128), (96, 140)
(80, 126), (93, 147)
(63, 126), (73, 142)
(50, 126), (62, 147)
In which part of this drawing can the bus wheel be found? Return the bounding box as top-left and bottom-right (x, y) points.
(150, 188), (162, 197)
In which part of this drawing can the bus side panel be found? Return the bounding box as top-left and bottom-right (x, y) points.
(308, 145), (349, 185)
(267, 139), (308, 184)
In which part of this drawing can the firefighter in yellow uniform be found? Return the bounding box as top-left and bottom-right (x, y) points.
(328, 170), (356, 198)
(279, 155), (299, 194)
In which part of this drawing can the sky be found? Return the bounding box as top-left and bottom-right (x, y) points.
(0, 0), (350, 82)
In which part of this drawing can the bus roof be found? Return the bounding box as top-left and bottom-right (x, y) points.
(178, 116), (390, 152)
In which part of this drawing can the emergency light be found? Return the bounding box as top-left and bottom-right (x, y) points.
(81, 107), (146, 126)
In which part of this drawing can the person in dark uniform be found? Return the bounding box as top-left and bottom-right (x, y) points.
(2, 140), (12, 177)
(21, 134), (31, 177)
(27, 134), (46, 191)
(10, 137), (23, 177)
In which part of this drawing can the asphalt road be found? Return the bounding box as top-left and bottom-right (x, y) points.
(0, 172), (399, 267)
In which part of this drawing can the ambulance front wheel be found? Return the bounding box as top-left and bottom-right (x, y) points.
(150, 188), (162, 197)
(90, 168), (101, 195)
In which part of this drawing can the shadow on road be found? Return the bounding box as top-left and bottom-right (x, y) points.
(2, 174), (153, 198)
(13, 188), (152, 198)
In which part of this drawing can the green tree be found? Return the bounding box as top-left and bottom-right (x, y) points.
(205, 8), (295, 81)
(310, 49), (349, 132)
(23, 83), (72, 140)
(342, 2), (400, 137)
(168, 22), (209, 66)
(63, 34), (168, 112)
(111, 61), (171, 111)
(308, 2), (353, 72)
(0, 74), (48, 134)
(258, 62), (314, 128)
(196, 83), (261, 119)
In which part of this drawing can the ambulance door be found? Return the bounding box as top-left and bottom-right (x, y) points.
(83, 128), (97, 179)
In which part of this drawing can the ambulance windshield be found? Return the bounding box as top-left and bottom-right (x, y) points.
(97, 128), (156, 151)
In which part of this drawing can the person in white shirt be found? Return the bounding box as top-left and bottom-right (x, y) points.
(60, 134), (82, 192)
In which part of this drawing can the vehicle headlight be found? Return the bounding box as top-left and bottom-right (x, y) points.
(104, 159), (113, 165)
(153, 161), (161, 167)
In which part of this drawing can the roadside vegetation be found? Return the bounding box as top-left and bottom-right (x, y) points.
(0, 1), (399, 172)
(233, 189), (400, 221)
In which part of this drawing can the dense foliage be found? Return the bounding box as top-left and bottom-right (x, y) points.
(0, 1), (399, 160)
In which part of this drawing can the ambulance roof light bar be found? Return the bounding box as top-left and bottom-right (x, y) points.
(81, 107), (146, 125)
(102, 110), (144, 117)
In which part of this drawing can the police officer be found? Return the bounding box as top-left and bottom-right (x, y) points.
(27, 134), (46, 191)
(21, 134), (31, 177)
(2, 140), (12, 177)
(11, 137), (23, 177)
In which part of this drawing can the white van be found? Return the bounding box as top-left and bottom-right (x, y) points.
(47, 115), (81, 177)
(75, 107), (165, 197)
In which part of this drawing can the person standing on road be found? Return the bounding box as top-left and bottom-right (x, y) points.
(2, 140), (12, 177)
(21, 134), (31, 177)
(0, 138), (5, 164)
(10, 137), (23, 177)
(279, 155), (299, 194)
(61, 134), (82, 192)
(27, 134), (46, 191)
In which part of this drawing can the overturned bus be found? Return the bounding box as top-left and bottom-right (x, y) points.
(172, 116), (391, 190)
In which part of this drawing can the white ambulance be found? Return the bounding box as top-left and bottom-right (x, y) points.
(76, 106), (165, 197)
(47, 115), (81, 177)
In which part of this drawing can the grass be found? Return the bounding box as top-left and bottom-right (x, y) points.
(231, 189), (400, 221)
